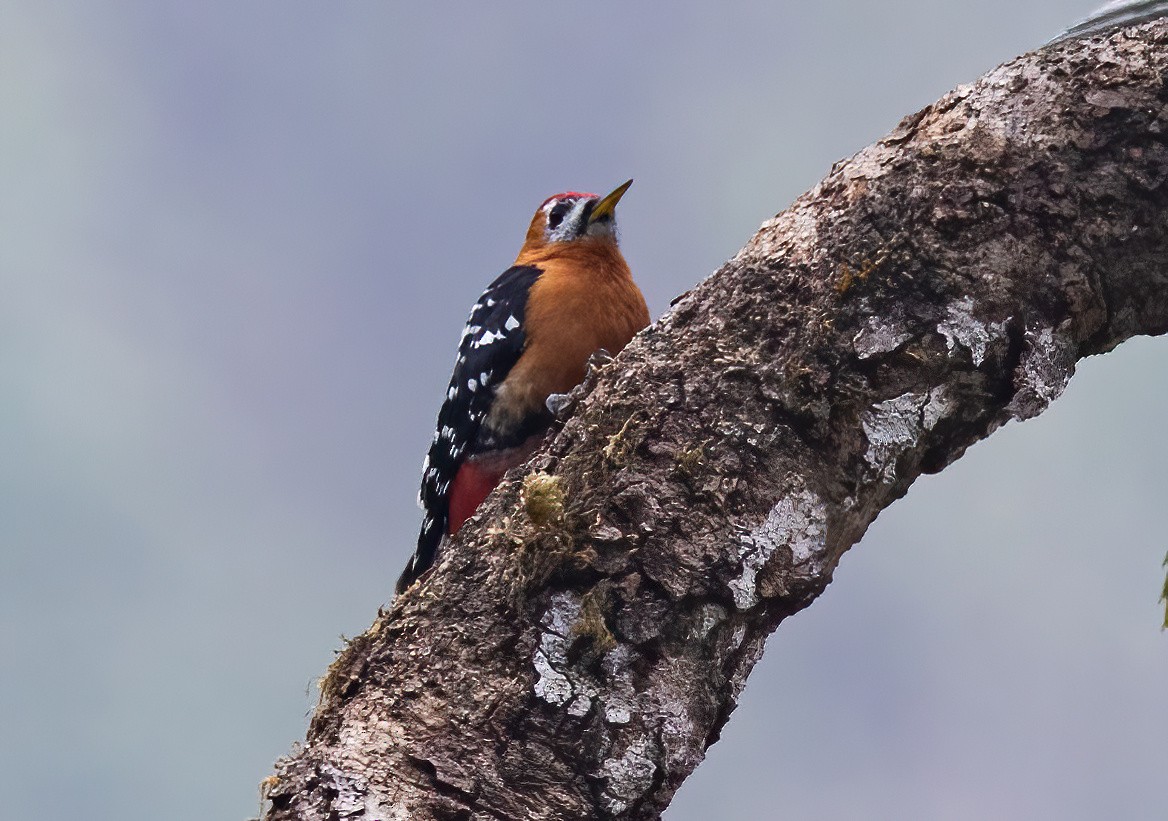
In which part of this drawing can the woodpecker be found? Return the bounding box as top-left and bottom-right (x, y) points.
(396, 180), (649, 594)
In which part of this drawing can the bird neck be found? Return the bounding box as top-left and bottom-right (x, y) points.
(514, 238), (630, 280)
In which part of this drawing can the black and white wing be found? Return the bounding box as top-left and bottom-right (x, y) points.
(397, 264), (542, 593)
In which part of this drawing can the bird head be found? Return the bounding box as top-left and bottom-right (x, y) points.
(521, 179), (633, 251)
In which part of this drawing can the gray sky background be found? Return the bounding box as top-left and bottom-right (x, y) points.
(2, 3), (1166, 820)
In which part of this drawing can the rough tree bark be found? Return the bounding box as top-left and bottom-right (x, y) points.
(263, 19), (1168, 821)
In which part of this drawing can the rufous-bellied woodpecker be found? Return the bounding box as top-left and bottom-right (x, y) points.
(396, 180), (649, 594)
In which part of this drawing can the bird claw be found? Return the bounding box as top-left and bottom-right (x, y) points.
(546, 350), (616, 420)
(545, 392), (573, 417)
(588, 348), (614, 368)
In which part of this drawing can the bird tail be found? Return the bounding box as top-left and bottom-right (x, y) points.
(396, 514), (443, 595)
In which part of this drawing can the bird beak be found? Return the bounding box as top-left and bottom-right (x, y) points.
(588, 179), (633, 223)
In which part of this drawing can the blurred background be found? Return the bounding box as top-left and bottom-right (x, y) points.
(2, 2), (1165, 819)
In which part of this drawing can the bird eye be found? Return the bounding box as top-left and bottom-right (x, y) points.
(547, 201), (570, 230)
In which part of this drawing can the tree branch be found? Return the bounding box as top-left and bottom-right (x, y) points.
(263, 19), (1168, 821)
